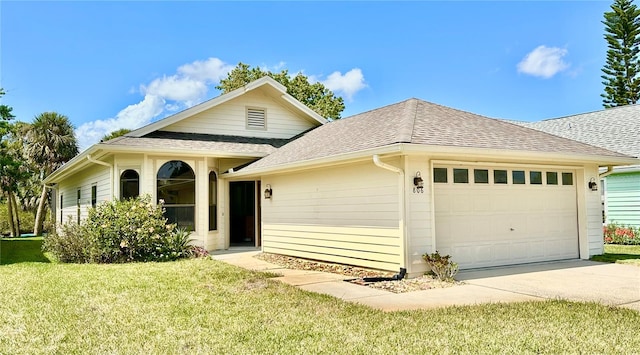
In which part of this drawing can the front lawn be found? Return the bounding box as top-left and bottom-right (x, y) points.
(1, 239), (639, 353)
(591, 244), (640, 266)
(0, 237), (51, 265)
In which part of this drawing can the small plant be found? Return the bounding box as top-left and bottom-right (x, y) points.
(42, 222), (91, 263)
(422, 251), (459, 281)
(603, 222), (640, 245)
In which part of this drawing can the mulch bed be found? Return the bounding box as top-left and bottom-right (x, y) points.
(255, 252), (461, 293)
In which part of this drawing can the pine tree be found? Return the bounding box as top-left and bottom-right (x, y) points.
(602, 0), (640, 107)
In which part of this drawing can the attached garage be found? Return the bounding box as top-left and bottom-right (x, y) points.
(434, 164), (579, 269)
(229, 98), (637, 276)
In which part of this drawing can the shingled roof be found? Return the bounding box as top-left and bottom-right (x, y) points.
(243, 98), (630, 171)
(101, 131), (291, 155)
(516, 104), (640, 158)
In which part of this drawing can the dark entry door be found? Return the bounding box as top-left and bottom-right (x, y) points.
(230, 181), (256, 246)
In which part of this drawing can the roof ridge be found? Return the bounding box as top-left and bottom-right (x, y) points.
(539, 103), (640, 122)
(398, 98), (418, 142)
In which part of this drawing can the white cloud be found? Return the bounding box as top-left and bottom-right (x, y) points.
(76, 57), (234, 150)
(321, 68), (367, 100)
(142, 76), (207, 106)
(76, 94), (165, 150)
(177, 57), (234, 82)
(517, 45), (569, 79)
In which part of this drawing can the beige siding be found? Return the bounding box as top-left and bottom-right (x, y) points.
(164, 90), (317, 139)
(263, 224), (401, 271)
(57, 163), (111, 226)
(405, 156), (433, 275)
(261, 160), (402, 271)
(583, 165), (605, 257)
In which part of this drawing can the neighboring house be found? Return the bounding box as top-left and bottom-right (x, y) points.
(46, 78), (636, 276)
(517, 105), (640, 228)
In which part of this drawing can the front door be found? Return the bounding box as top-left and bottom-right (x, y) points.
(230, 181), (256, 246)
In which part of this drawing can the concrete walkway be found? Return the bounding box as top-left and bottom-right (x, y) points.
(211, 249), (640, 312)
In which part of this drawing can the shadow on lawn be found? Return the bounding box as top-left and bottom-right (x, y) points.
(0, 237), (51, 265)
(591, 253), (640, 263)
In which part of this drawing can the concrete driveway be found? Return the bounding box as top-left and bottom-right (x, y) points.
(213, 250), (640, 312)
(457, 260), (640, 311)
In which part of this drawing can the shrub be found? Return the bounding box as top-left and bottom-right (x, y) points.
(422, 251), (459, 281)
(42, 222), (91, 263)
(603, 222), (640, 245)
(44, 195), (200, 263)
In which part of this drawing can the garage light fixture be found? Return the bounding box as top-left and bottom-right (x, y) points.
(264, 184), (273, 199)
(413, 171), (424, 193)
(588, 178), (598, 191)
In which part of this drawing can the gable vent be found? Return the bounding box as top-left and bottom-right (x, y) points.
(247, 108), (266, 130)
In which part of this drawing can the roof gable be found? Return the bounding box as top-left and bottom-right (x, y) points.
(128, 76), (327, 138)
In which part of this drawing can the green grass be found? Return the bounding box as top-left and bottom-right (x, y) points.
(591, 244), (640, 266)
(0, 237), (51, 265)
(1, 242), (639, 354)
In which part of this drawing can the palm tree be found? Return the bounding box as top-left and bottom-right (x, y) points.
(23, 112), (79, 235)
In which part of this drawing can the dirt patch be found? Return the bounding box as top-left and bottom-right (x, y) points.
(255, 252), (461, 293)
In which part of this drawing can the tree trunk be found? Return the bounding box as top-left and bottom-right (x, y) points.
(6, 191), (17, 237)
(34, 185), (48, 236)
(10, 191), (21, 236)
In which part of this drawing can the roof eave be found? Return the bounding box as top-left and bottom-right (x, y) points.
(226, 143), (639, 179)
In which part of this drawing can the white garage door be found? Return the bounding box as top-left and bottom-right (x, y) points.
(434, 165), (579, 269)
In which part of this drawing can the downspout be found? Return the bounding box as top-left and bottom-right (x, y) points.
(599, 166), (614, 179)
(87, 154), (114, 198)
(372, 155), (407, 272)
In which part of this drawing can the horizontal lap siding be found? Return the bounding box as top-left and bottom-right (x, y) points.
(262, 161), (402, 271)
(164, 91), (316, 139)
(58, 164), (111, 226)
(263, 224), (401, 271)
(606, 173), (640, 228)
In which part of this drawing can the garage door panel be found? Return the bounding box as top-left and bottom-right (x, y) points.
(435, 165), (579, 269)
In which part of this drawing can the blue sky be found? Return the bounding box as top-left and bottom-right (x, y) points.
(1, 1), (613, 149)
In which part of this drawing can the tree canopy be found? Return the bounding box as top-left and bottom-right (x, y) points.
(216, 63), (345, 120)
(101, 128), (131, 142)
(601, 0), (640, 107)
(22, 112), (79, 235)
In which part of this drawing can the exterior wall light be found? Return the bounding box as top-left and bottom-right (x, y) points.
(413, 171), (424, 193)
(588, 178), (598, 191)
(264, 184), (273, 199)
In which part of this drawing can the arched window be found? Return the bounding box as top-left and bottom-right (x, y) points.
(157, 161), (195, 230)
(209, 171), (217, 231)
(120, 169), (139, 200)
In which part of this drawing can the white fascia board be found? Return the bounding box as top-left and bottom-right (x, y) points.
(279, 93), (328, 125)
(102, 144), (270, 158)
(224, 144), (404, 178)
(226, 143), (639, 179)
(128, 77), (289, 138)
(44, 145), (104, 184)
(400, 144), (640, 166)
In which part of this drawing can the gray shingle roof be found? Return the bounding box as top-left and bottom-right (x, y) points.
(516, 104), (640, 157)
(102, 132), (283, 155)
(244, 98), (629, 171)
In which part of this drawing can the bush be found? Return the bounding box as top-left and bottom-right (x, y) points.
(422, 251), (459, 281)
(42, 222), (91, 263)
(603, 223), (640, 245)
(44, 195), (199, 263)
